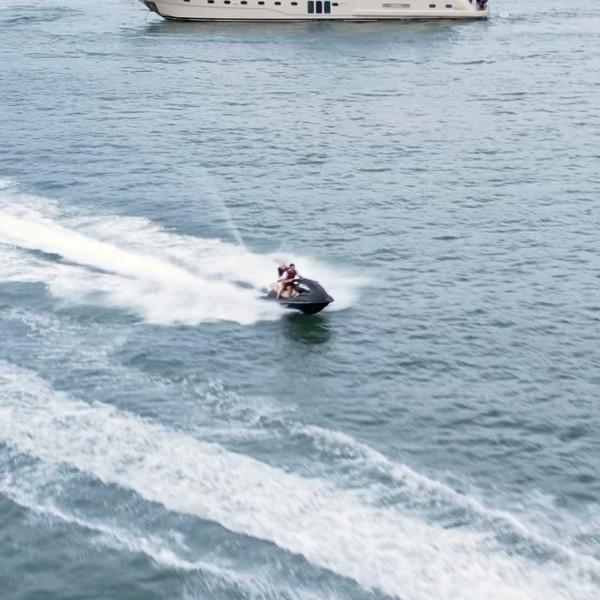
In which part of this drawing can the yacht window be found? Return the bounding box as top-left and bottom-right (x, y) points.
(429, 3), (436, 7)
(291, 1), (298, 4)
(316, 0), (322, 12)
(332, 2), (338, 5)
(258, 1), (264, 4)
(324, 0), (330, 11)
(445, 3), (452, 6)
(241, 1), (247, 3)
(308, 0), (314, 12)
(224, 1), (230, 3)
(275, 1), (281, 4)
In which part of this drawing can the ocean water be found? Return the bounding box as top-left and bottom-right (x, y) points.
(1, 0), (599, 598)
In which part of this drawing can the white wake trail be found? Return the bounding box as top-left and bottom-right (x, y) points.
(0, 212), (280, 325)
(0, 362), (597, 600)
(0, 213), (201, 285)
(0, 471), (319, 600)
(0, 186), (364, 323)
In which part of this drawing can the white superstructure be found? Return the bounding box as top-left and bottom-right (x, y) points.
(139, 0), (489, 21)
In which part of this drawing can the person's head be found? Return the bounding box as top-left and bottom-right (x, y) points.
(289, 263), (295, 269)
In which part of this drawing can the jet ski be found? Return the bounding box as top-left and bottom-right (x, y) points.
(266, 277), (334, 315)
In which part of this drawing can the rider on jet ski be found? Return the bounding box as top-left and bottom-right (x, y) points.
(276, 262), (299, 299)
(268, 263), (333, 314)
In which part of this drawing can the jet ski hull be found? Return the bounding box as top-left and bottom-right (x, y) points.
(278, 300), (331, 315)
(266, 278), (333, 315)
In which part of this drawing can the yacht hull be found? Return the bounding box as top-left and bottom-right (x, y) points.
(140, 0), (489, 21)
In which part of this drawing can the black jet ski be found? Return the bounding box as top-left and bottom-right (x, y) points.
(266, 277), (334, 315)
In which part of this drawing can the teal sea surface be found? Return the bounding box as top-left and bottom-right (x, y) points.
(0, 0), (599, 598)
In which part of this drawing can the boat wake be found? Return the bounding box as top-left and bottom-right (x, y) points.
(0, 462), (325, 600)
(0, 185), (361, 325)
(0, 361), (598, 600)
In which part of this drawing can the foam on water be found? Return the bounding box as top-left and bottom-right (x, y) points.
(0, 468), (318, 600)
(4, 305), (596, 570)
(290, 424), (600, 567)
(180, 377), (600, 565)
(0, 189), (362, 324)
(0, 212), (278, 325)
(0, 362), (597, 600)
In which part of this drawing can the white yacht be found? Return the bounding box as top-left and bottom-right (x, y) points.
(139, 0), (489, 21)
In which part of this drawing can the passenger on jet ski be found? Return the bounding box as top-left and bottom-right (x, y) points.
(276, 262), (299, 299)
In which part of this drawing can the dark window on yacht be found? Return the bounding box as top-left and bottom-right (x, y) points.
(258, 1), (264, 4)
(429, 3), (436, 7)
(275, 1), (281, 4)
(291, 1), (298, 4)
(332, 2), (338, 4)
(324, 0), (330, 11)
(224, 1), (230, 3)
(445, 3), (452, 6)
(241, 1), (247, 3)
(207, 0), (214, 3)
(308, 0), (314, 12)
(316, 0), (322, 12)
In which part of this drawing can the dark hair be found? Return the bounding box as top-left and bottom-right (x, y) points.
(289, 263), (295, 267)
